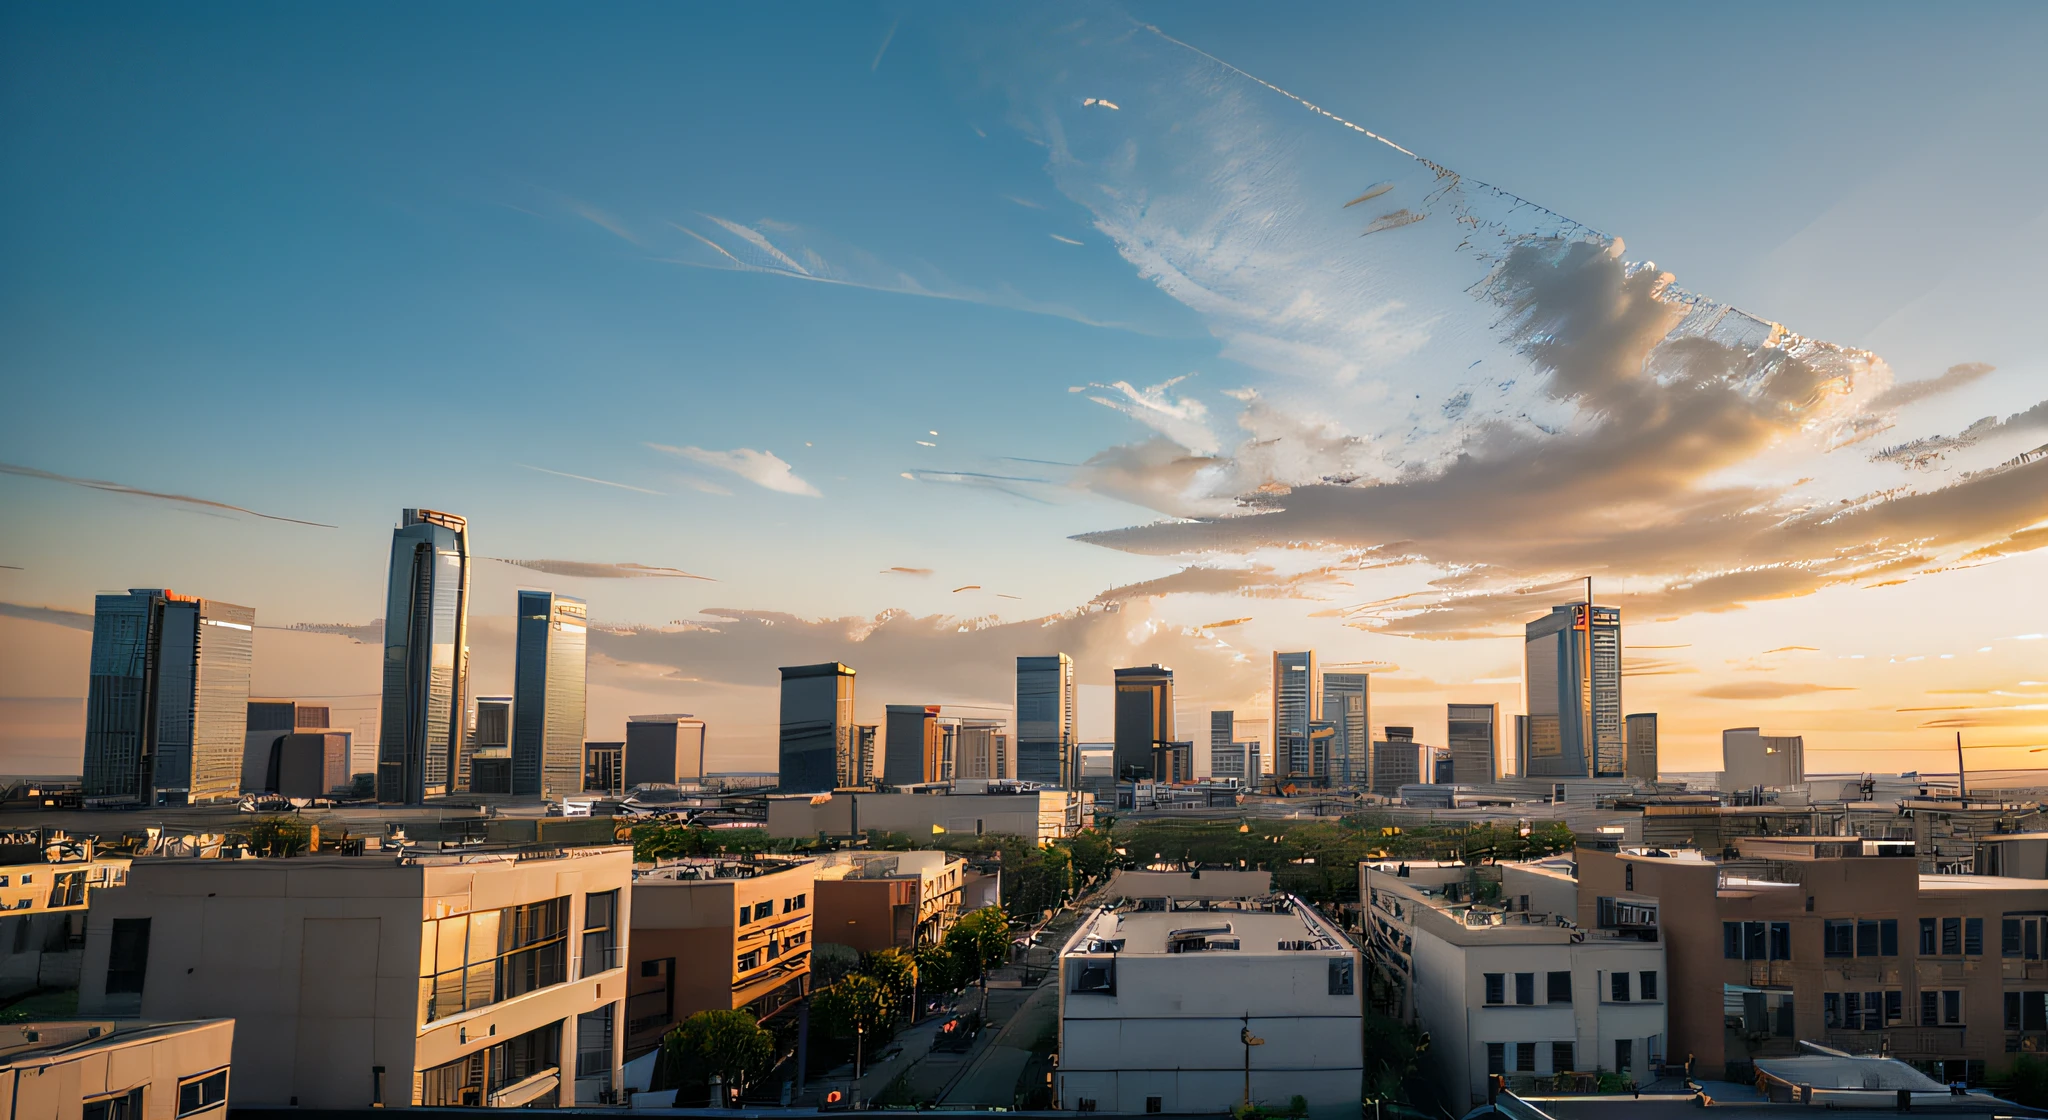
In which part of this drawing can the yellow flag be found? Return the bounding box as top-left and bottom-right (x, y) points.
(932, 824), (947, 835)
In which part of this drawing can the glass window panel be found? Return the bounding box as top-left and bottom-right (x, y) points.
(468, 910), (500, 964)
(437, 915), (469, 971)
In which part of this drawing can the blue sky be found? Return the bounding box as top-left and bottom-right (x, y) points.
(5, 2), (2046, 775)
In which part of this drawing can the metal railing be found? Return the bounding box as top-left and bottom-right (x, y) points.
(1823, 1026), (1965, 1057)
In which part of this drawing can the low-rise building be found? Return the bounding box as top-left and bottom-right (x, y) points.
(1364, 859), (1666, 1108)
(624, 856), (817, 1059)
(0, 1018), (234, 1120)
(764, 784), (1083, 843)
(77, 845), (631, 1108)
(1055, 878), (1362, 1117)
(811, 851), (964, 953)
(1, 833), (129, 1002)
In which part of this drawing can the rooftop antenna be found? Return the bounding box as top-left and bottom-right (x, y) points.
(1956, 731), (1968, 800)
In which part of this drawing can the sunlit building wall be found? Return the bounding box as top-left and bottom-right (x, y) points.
(82, 589), (254, 806)
(377, 508), (471, 804)
(513, 590), (588, 801)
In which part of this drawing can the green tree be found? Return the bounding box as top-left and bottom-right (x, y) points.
(944, 906), (1012, 1013)
(814, 973), (892, 1075)
(860, 949), (917, 1020)
(913, 944), (962, 994)
(660, 1009), (775, 1107)
(2005, 1055), (2048, 1107)
(244, 816), (312, 857)
(1065, 828), (1115, 881)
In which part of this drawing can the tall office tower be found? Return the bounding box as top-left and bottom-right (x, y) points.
(82, 589), (254, 806)
(512, 591), (588, 801)
(466, 697), (513, 793)
(1369, 734), (1421, 797)
(1209, 710), (1234, 764)
(1625, 713), (1659, 781)
(1210, 743), (1251, 783)
(243, 698), (331, 793)
(955, 718), (1010, 780)
(1523, 602), (1623, 780)
(1272, 651), (1320, 780)
(778, 663), (855, 793)
(1513, 715), (1529, 778)
(1447, 703), (1500, 785)
(1151, 740), (1194, 783)
(583, 740), (623, 794)
(1323, 674), (1368, 787)
(1307, 721), (1336, 783)
(624, 714), (707, 787)
(851, 723), (878, 786)
(1016, 654), (1076, 788)
(883, 704), (942, 786)
(377, 508), (471, 804)
(1113, 666), (1174, 782)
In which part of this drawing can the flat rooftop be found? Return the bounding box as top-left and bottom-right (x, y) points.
(1069, 899), (1346, 957)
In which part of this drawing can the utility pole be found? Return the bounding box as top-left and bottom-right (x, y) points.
(1956, 732), (1968, 800)
(1241, 1013), (1265, 1108)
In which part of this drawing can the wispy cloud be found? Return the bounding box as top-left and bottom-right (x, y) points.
(883, 566), (934, 576)
(1075, 375), (1218, 455)
(1868, 362), (1996, 412)
(1050, 234), (1083, 246)
(517, 463), (663, 495)
(0, 600), (93, 631)
(487, 558), (715, 581)
(1697, 681), (1857, 701)
(0, 461), (335, 528)
(871, 17), (899, 71)
(648, 444), (821, 497)
(571, 201), (640, 245)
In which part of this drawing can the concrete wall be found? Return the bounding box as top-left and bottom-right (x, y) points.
(767, 791), (1071, 842)
(0, 1019), (235, 1120)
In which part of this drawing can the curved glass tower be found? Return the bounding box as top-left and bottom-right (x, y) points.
(513, 590), (588, 801)
(377, 508), (470, 804)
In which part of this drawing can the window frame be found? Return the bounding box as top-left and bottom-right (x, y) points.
(176, 1068), (229, 1117)
(1483, 973), (1505, 1005)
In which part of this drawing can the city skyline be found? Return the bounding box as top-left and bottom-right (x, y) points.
(6, 4), (2048, 779)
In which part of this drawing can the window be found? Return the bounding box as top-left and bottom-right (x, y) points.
(1943, 917), (1962, 956)
(106, 917), (151, 995)
(1070, 960), (1114, 994)
(1625, 865), (1634, 891)
(1145, 1098), (1162, 1115)
(1923, 990), (1964, 1026)
(1551, 1041), (1574, 1073)
(2007, 916), (2048, 960)
(83, 1090), (141, 1120)
(1856, 920), (1879, 957)
(1640, 971), (1658, 1001)
(1615, 1038), (1633, 1074)
(1515, 973), (1535, 1005)
(1745, 921), (1766, 961)
(1881, 919), (1899, 957)
(420, 898), (569, 1023)
(1886, 990), (1904, 1025)
(1921, 918), (1937, 955)
(737, 949), (761, 971)
(1943, 989), (1963, 1025)
(178, 1069), (228, 1116)
(1611, 972), (1630, 1002)
(1965, 917), (1984, 956)
(576, 1006), (614, 1079)
(1329, 958), (1354, 996)
(1484, 973), (1505, 1005)
(1515, 1042), (1536, 1072)
(581, 890), (619, 978)
(1486, 1043), (1505, 1075)
(1771, 922), (1792, 961)
(1824, 992), (1841, 1028)
(786, 893), (807, 913)
(738, 905), (750, 926)
(1824, 919), (1854, 958)
(1724, 922), (1741, 959)
(753, 901), (773, 922)
(2008, 991), (2048, 1031)
(1547, 971), (1572, 1003)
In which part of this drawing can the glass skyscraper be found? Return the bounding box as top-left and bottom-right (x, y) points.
(82, 589), (254, 806)
(1273, 651), (1319, 779)
(1625, 712), (1659, 781)
(779, 662), (854, 792)
(1113, 665), (1173, 783)
(1447, 702), (1499, 785)
(377, 508), (471, 804)
(1015, 653), (1075, 788)
(513, 591), (588, 801)
(1323, 673), (1368, 787)
(1523, 603), (1623, 779)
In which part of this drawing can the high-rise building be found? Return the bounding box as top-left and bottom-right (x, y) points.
(1446, 703), (1499, 786)
(884, 704), (942, 786)
(956, 719), (1009, 780)
(82, 589), (254, 806)
(243, 698), (330, 794)
(1307, 720), (1336, 782)
(1151, 740), (1194, 783)
(377, 508), (471, 804)
(466, 696), (512, 793)
(1323, 673), (1368, 787)
(1113, 666), (1174, 783)
(624, 715), (706, 787)
(1273, 651), (1320, 780)
(851, 723), (878, 786)
(584, 740), (624, 794)
(1523, 602), (1622, 779)
(1722, 727), (1803, 791)
(1370, 731), (1421, 796)
(778, 663), (854, 793)
(512, 590), (588, 801)
(1626, 712), (1659, 781)
(1208, 713), (1262, 786)
(1016, 654), (1075, 788)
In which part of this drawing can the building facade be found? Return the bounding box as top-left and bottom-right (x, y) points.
(811, 851), (966, 953)
(512, 591), (588, 801)
(623, 716), (705, 789)
(0, 1018), (235, 1120)
(1324, 673), (1367, 788)
(377, 508), (472, 804)
(1523, 603), (1622, 780)
(1273, 651), (1319, 781)
(582, 742), (623, 795)
(777, 663), (854, 793)
(1016, 654), (1075, 789)
(626, 857), (816, 1059)
(1, 835), (129, 1002)
(1112, 666), (1173, 784)
(1056, 887), (1362, 1117)
(243, 699), (330, 794)
(82, 589), (254, 807)
(1625, 713), (1659, 781)
(78, 845), (631, 1108)
(883, 704), (942, 787)
(1447, 703), (1499, 787)
(1722, 727), (1804, 790)
(765, 786), (1084, 844)
(954, 719), (1009, 781)
(465, 696), (512, 794)
(1371, 727), (1421, 797)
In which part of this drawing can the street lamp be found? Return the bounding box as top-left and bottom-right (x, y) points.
(1240, 1014), (1265, 1108)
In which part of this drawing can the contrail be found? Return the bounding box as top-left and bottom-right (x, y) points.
(0, 461), (336, 528)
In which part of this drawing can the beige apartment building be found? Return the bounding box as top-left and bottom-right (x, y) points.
(766, 785), (1083, 844)
(1579, 836), (2048, 1085)
(0, 1019), (234, 1120)
(1, 832), (129, 1001)
(77, 845), (631, 1108)
(625, 856), (818, 1059)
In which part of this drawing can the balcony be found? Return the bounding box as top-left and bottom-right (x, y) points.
(1744, 960), (1795, 988)
(1823, 1026), (1966, 1059)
